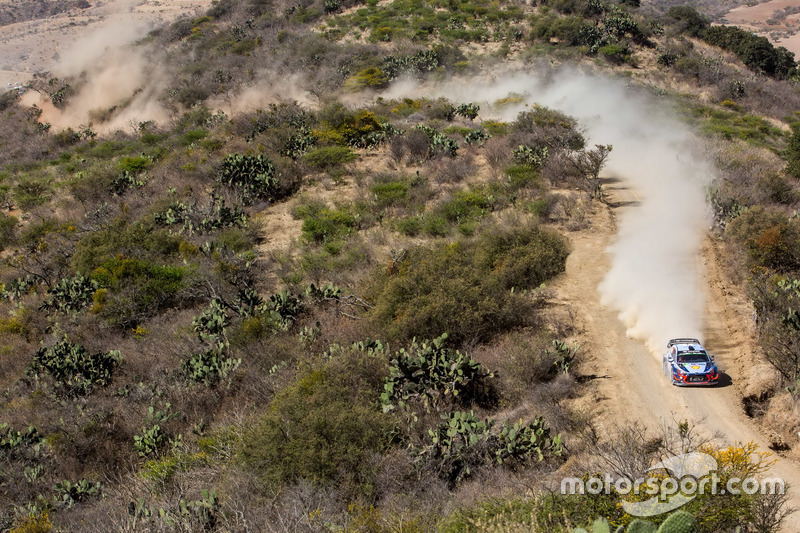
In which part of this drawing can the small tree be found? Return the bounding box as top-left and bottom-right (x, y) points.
(566, 144), (613, 199)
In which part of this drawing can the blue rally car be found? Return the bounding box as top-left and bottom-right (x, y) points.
(663, 338), (719, 386)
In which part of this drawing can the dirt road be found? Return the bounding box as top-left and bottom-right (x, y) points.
(554, 182), (800, 529)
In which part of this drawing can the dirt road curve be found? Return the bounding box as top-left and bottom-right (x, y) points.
(554, 182), (800, 530)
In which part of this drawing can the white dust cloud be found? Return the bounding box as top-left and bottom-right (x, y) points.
(23, 13), (312, 132)
(50, 15), (151, 79)
(384, 67), (713, 354)
(24, 17), (170, 133)
(207, 73), (315, 116)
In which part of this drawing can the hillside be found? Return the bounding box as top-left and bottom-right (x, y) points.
(721, 0), (800, 57)
(0, 0), (799, 531)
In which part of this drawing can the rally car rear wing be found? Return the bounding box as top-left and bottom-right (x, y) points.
(667, 338), (702, 348)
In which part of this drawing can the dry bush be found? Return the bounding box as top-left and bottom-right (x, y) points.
(373, 449), (449, 508)
(0, 107), (65, 168)
(390, 129), (430, 164)
(0, 334), (32, 390)
(548, 192), (590, 230)
(305, 306), (374, 347)
(482, 136), (512, 174)
(529, 192), (562, 223)
(757, 172), (798, 207)
(540, 151), (582, 189)
(474, 329), (559, 403)
(708, 141), (785, 224)
(740, 74), (800, 120)
(762, 391), (800, 450)
(425, 152), (477, 184)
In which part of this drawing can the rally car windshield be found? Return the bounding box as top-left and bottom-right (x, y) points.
(677, 353), (710, 364)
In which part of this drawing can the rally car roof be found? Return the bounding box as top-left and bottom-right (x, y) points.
(667, 338), (707, 354)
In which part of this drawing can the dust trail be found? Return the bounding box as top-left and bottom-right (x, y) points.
(21, 16), (171, 133)
(22, 15), (312, 132)
(384, 67), (713, 354)
(206, 73), (315, 115)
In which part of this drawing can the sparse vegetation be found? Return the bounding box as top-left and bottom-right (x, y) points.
(0, 0), (796, 529)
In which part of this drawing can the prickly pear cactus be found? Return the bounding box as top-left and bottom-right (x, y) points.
(627, 519), (657, 533)
(657, 511), (696, 533)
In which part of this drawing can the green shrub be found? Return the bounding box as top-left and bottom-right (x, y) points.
(10, 512), (52, 533)
(759, 173), (796, 205)
(72, 219), (182, 274)
(531, 14), (588, 46)
(140, 450), (208, 484)
(438, 496), (538, 533)
(666, 6), (708, 37)
(370, 222), (569, 342)
(179, 129), (208, 146)
(322, 108), (397, 149)
(438, 190), (493, 224)
(785, 125), (800, 179)
(598, 43), (628, 64)
(683, 104), (784, 148)
(117, 155), (152, 174)
(474, 222), (571, 289)
(371, 179), (410, 208)
(239, 352), (392, 493)
(424, 215), (449, 236)
(495, 332), (575, 401)
(14, 179), (51, 208)
(303, 146), (357, 170)
(27, 337), (121, 396)
(90, 257), (196, 328)
(395, 215), (424, 236)
(0, 212), (17, 251)
(293, 200), (358, 244)
(703, 25), (796, 78)
(505, 164), (541, 190)
(483, 121), (510, 136)
(344, 67), (389, 91)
